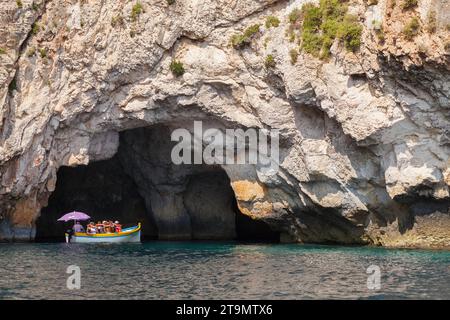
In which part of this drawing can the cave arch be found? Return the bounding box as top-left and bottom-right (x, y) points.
(36, 125), (279, 242)
(36, 154), (156, 241)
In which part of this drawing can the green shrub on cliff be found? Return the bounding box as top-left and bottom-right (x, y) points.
(264, 54), (276, 68)
(131, 2), (143, 22)
(445, 41), (450, 52)
(302, 31), (323, 56)
(289, 48), (299, 64)
(230, 24), (261, 48)
(170, 60), (185, 77)
(302, 3), (322, 32)
(0, 48), (6, 54)
(374, 24), (385, 42)
(39, 48), (47, 58)
(16, 0), (23, 9)
(288, 8), (302, 25)
(299, 0), (362, 58)
(337, 14), (362, 52)
(27, 47), (36, 57)
(31, 23), (40, 35)
(265, 16), (280, 28)
(403, 17), (420, 40)
(402, 0), (417, 10)
(287, 29), (296, 42)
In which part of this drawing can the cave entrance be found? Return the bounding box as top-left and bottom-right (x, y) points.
(35, 154), (156, 241)
(36, 125), (279, 242)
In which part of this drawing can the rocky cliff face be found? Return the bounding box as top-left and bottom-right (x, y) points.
(0, 0), (449, 247)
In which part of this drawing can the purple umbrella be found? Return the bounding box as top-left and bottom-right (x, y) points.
(57, 211), (91, 222)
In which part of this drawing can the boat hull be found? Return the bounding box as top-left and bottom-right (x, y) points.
(69, 224), (141, 243)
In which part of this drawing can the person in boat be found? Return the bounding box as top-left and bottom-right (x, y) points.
(86, 222), (97, 234)
(96, 221), (105, 234)
(109, 221), (115, 233)
(114, 221), (122, 233)
(105, 220), (114, 233)
(103, 221), (110, 233)
(103, 220), (110, 233)
(73, 221), (85, 233)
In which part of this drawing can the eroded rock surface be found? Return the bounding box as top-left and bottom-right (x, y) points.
(0, 0), (449, 247)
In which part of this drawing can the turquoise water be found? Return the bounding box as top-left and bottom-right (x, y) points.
(0, 242), (449, 299)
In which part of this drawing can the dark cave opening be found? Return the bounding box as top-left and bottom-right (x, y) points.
(36, 126), (279, 243)
(36, 154), (156, 242)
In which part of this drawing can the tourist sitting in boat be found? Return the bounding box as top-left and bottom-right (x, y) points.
(75, 220), (123, 235)
(104, 220), (112, 233)
(104, 220), (114, 233)
(114, 221), (122, 233)
(72, 221), (85, 233)
(86, 222), (97, 234)
(109, 220), (117, 233)
(96, 221), (105, 233)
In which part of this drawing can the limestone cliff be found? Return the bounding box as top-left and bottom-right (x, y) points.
(0, 0), (449, 247)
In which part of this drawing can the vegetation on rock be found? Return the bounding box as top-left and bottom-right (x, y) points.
(374, 26), (385, 42)
(31, 23), (40, 35)
(230, 24), (261, 49)
(285, 8), (301, 43)
(39, 48), (47, 58)
(289, 49), (299, 64)
(263, 37), (270, 49)
(338, 14), (363, 52)
(111, 15), (124, 27)
(264, 54), (276, 68)
(27, 47), (36, 57)
(403, 17), (420, 40)
(287, 30), (296, 42)
(16, 0), (23, 9)
(265, 16), (280, 29)
(299, 0), (362, 58)
(170, 60), (185, 77)
(131, 2), (143, 22)
(445, 41), (450, 52)
(426, 10), (436, 33)
(288, 8), (302, 25)
(401, 0), (417, 10)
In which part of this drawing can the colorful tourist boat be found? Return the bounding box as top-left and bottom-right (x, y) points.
(66, 223), (141, 243)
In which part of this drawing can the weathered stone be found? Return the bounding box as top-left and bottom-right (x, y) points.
(0, 0), (448, 247)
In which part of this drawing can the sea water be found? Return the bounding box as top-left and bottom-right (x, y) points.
(0, 242), (449, 299)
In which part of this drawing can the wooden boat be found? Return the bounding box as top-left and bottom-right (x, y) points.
(67, 223), (141, 243)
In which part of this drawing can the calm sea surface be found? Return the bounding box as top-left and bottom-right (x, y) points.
(0, 242), (449, 299)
